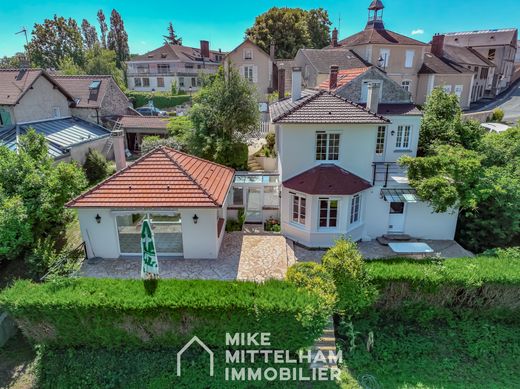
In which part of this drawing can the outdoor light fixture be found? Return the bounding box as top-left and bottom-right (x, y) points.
(193, 214), (199, 224)
(95, 214), (102, 224)
(391, 130), (395, 136)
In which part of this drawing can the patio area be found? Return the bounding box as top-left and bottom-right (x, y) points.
(79, 231), (294, 282)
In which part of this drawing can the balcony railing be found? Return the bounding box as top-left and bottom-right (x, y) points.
(372, 162), (409, 187)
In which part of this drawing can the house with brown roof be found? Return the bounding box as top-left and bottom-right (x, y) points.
(117, 115), (170, 152)
(267, 68), (457, 247)
(126, 41), (226, 93)
(67, 146), (234, 259)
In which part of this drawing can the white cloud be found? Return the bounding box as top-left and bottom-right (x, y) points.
(411, 29), (424, 35)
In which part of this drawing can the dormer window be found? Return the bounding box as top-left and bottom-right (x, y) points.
(244, 49), (253, 60)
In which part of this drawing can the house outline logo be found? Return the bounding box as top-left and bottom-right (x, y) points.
(177, 336), (214, 377)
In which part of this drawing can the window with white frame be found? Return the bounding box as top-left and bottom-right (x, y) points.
(157, 64), (170, 74)
(395, 125), (411, 149)
(319, 199), (338, 228)
(232, 187), (244, 206)
(291, 193), (306, 225)
(134, 78), (142, 87)
(142, 78), (150, 87)
(350, 194), (361, 225)
(379, 48), (390, 67)
(244, 49), (253, 60)
(243, 65), (254, 82)
(157, 77), (165, 87)
(442, 85), (452, 93)
(179, 77), (184, 87)
(376, 126), (386, 155)
(401, 80), (411, 92)
(454, 85), (463, 98)
(315, 132), (340, 161)
(404, 50), (415, 68)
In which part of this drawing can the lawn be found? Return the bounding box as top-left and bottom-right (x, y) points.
(338, 314), (520, 389)
(0, 334), (37, 389)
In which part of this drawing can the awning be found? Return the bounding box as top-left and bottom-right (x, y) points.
(381, 188), (418, 203)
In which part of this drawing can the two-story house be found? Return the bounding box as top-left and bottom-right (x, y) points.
(126, 41), (226, 93)
(332, 0), (427, 102)
(270, 68), (457, 248)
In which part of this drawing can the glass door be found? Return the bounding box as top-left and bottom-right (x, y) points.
(245, 188), (262, 222)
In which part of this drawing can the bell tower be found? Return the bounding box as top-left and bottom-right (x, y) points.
(366, 0), (385, 30)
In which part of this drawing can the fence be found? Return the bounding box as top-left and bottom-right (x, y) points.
(39, 242), (87, 281)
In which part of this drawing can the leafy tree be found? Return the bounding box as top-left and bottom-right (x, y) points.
(418, 87), (484, 155)
(97, 10), (108, 48)
(59, 56), (85, 75)
(246, 7), (331, 58)
(0, 54), (24, 69)
(28, 15), (85, 69)
(163, 22), (182, 45)
(0, 196), (32, 262)
(107, 9), (130, 68)
(167, 115), (192, 147)
(140, 136), (181, 154)
(84, 44), (125, 88)
(187, 65), (259, 168)
(83, 148), (109, 185)
(81, 19), (99, 50)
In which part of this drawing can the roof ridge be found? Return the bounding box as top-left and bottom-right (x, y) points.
(159, 147), (219, 206)
(272, 90), (324, 122)
(327, 91), (390, 122)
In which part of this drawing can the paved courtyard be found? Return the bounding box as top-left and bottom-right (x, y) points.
(79, 231), (293, 282)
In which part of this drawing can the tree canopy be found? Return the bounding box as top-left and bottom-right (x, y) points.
(107, 9), (130, 68)
(164, 22), (182, 45)
(245, 7), (332, 58)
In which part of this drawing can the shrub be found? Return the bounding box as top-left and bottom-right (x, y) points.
(265, 132), (275, 150)
(0, 278), (330, 350)
(264, 217), (280, 232)
(125, 91), (191, 109)
(287, 262), (337, 309)
(140, 136), (181, 154)
(83, 148), (109, 185)
(0, 195), (32, 262)
(321, 238), (378, 315)
(26, 237), (59, 278)
(225, 209), (245, 232)
(490, 108), (505, 122)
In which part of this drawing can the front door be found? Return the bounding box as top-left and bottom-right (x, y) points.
(388, 202), (405, 233)
(245, 188), (262, 223)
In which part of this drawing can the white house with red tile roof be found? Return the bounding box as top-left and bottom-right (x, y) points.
(68, 146), (234, 259)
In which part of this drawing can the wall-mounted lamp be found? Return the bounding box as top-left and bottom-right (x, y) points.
(391, 130), (395, 136)
(193, 214), (199, 224)
(95, 214), (102, 224)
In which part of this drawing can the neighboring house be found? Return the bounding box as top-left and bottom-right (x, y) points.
(442, 28), (518, 96)
(268, 69), (457, 248)
(67, 146), (234, 259)
(293, 48), (370, 88)
(416, 52), (475, 109)
(52, 75), (131, 125)
(126, 41), (226, 93)
(225, 39), (274, 103)
(0, 69), (112, 161)
(330, 0), (427, 101)
(118, 115), (170, 152)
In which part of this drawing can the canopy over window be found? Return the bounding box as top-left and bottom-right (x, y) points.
(381, 188), (418, 203)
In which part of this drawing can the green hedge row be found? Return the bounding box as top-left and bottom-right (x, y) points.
(0, 278), (331, 350)
(126, 91), (191, 109)
(365, 255), (520, 311)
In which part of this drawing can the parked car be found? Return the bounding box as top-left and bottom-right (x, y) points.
(136, 107), (168, 117)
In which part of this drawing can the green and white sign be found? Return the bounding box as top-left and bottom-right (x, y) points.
(141, 219), (159, 278)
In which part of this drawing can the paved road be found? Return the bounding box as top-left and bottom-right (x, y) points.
(480, 81), (520, 124)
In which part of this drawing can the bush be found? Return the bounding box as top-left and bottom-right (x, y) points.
(265, 132), (275, 149)
(264, 217), (280, 232)
(225, 208), (245, 232)
(0, 195), (32, 262)
(83, 148), (109, 185)
(490, 108), (505, 122)
(26, 237), (60, 278)
(0, 278), (330, 350)
(287, 262), (337, 309)
(125, 91), (191, 109)
(140, 136), (181, 154)
(321, 238), (378, 315)
(216, 141), (248, 170)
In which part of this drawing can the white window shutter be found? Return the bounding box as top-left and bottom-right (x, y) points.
(253, 65), (258, 83)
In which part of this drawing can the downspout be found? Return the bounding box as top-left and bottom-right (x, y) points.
(96, 108), (100, 125)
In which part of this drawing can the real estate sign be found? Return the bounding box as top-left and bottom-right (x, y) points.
(141, 219), (159, 278)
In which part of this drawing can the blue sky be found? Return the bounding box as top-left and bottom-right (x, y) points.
(1, 0), (518, 57)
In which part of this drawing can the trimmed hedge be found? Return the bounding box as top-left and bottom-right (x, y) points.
(366, 255), (520, 311)
(0, 278), (331, 350)
(125, 91), (191, 109)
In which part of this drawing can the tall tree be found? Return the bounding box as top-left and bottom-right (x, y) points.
(97, 10), (108, 49)
(81, 19), (99, 50)
(246, 7), (331, 58)
(163, 22), (182, 45)
(107, 9), (130, 69)
(27, 15), (85, 69)
(84, 44), (125, 89)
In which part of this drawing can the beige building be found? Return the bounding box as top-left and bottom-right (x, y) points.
(442, 29), (518, 96)
(331, 0), (427, 102)
(225, 39), (274, 103)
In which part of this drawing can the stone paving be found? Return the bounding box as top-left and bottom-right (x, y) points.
(79, 231), (291, 282)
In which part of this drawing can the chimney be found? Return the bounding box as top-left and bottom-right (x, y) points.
(277, 68), (285, 101)
(329, 65), (339, 90)
(111, 129), (126, 171)
(270, 41), (276, 61)
(200, 40), (210, 58)
(366, 83), (380, 114)
(291, 67), (302, 102)
(331, 28), (338, 47)
(431, 34), (445, 57)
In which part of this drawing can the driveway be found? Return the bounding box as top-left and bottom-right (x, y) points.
(472, 81), (520, 123)
(79, 231), (292, 282)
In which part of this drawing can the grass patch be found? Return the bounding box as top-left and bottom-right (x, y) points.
(338, 314), (520, 389)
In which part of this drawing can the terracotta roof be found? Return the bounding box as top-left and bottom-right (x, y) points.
(270, 89), (389, 124)
(118, 115), (169, 130)
(283, 164), (372, 195)
(318, 67), (370, 90)
(0, 69), (74, 105)
(336, 28), (426, 47)
(67, 146), (234, 208)
(418, 52), (475, 75)
(299, 49), (370, 73)
(52, 75), (127, 108)
(129, 43), (225, 64)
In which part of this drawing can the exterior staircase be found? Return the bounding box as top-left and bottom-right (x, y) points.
(247, 155), (263, 171)
(309, 317), (339, 370)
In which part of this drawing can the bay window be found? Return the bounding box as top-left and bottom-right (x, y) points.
(291, 193), (306, 225)
(319, 199), (338, 228)
(350, 194), (361, 225)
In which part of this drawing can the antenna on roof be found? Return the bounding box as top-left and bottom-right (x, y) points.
(15, 27), (31, 64)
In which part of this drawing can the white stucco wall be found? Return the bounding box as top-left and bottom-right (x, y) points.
(179, 208), (219, 259)
(77, 208), (120, 259)
(382, 115), (421, 162)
